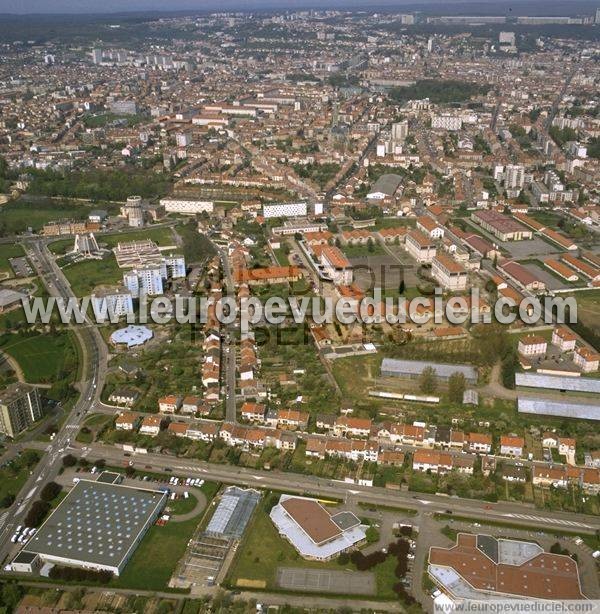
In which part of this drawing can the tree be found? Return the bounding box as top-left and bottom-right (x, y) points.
(62, 454), (77, 468)
(24, 500), (50, 528)
(366, 526), (380, 543)
(398, 280), (405, 295)
(0, 494), (15, 508)
(419, 366), (437, 394)
(40, 481), (61, 502)
(367, 238), (375, 253)
(448, 372), (466, 404)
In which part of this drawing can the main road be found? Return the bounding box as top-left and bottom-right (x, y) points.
(78, 441), (600, 534)
(0, 238), (108, 566)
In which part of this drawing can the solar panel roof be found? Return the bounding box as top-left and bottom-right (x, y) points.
(23, 479), (167, 570)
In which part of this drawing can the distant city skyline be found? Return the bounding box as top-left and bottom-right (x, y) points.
(0, 0), (594, 15)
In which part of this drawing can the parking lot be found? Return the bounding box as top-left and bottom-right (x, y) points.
(276, 567), (376, 595)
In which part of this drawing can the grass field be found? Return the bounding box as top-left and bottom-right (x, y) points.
(0, 450), (40, 506)
(570, 289), (600, 334)
(0, 332), (76, 383)
(331, 354), (381, 404)
(342, 242), (386, 258)
(228, 504), (340, 589)
(112, 514), (198, 591)
(62, 257), (122, 296)
(167, 493), (199, 516)
(99, 226), (176, 249)
(0, 199), (90, 235)
(48, 239), (74, 256)
(0, 243), (25, 276)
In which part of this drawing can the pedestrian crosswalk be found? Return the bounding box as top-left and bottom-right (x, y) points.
(0, 511), (8, 530)
(505, 513), (593, 529)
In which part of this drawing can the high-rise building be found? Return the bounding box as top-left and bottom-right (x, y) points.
(163, 255), (186, 279)
(92, 288), (134, 319)
(125, 196), (144, 228)
(505, 165), (525, 189)
(431, 115), (462, 131)
(91, 48), (103, 64)
(0, 384), (42, 438)
(391, 121), (408, 145)
(123, 267), (164, 297)
(595, 7), (600, 24)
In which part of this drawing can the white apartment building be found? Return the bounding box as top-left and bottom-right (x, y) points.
(123, 267), (164, 297)
(517, 335), (548, 357)
(431, 255), (468, 291)
(92, 289), (134, 318)
(431, 115), (462, 131)
(505, 165), (525, 189)
(574, 346), (600, 372)
(163, 254), (186, 279)
(320, 246), (353, 286)
(262, 202), (308, 219)
(552, 327), (577, 352)
(159, 198), (214, 215)
(406, 230), (436, 263)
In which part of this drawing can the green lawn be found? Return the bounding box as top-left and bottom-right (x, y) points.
(0, 450), (40, 506)
(0, 199), (90, 235)
(342, 243), (386, 258)
(62, 257), (121, 296)
(48, 239), (73, 256)
(99, 226), (176, 249)
(112, 514), (199, 591)
(228, 504), (340, 589)
(0, 243), (25, 276)
(371, 553), (400, 599)
(0, 331), (77, 383)
(167, 493), (200, 516)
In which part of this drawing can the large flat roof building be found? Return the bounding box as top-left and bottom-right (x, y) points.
(429, 533), (584, 600)
(270, 494), (366, 561)
(21, 479), (167, 575)
(381, 358), (477, 384)
(471, 211), (533, 242)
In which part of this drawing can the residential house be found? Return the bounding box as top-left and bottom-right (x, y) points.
(467, 432), (492, 454)
(108, 388), (139, 407)
(412, 450), (453, 474)
(115, 412), (139, 431)
(140, 415), (162, 437)
(241, 402), (266, 422)
(158, 395), (183, 414)
(333, 416), (372, 438)
(500, 435), (525, 458)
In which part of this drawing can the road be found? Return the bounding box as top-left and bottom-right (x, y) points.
(217, 244), (237, 424)
(77, 441), (600, 534)
(0, 238), (108, 566)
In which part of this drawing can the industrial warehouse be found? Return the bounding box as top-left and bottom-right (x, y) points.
(15, 479), (168, 576)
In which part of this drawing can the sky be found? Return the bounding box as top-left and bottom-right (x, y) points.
(0, 0), (579, 15)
